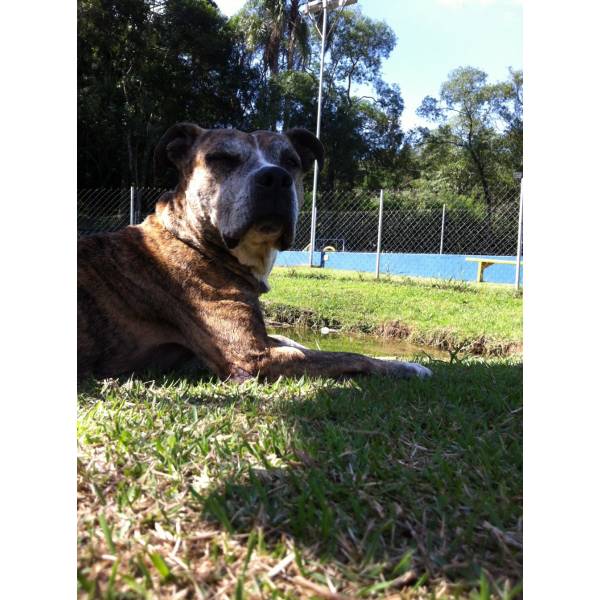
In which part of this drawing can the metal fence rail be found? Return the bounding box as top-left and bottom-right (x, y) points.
(78, 183), (523, 267)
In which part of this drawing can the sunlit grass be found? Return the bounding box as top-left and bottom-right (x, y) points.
(264, 267), (522, 356)
(78, 356), (522, 598)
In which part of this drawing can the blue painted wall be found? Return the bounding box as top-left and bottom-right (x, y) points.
(276, 251), (523, 285)
(276, 250), (317, 267)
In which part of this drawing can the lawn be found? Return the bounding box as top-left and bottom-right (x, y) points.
(78, 271), (522, 599)
(264, 268), (523, 356)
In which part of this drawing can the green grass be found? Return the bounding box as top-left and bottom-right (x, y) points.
(78, 359), (522, 599)
(264, 268), (522, 356)
(78, 269), (522, 598)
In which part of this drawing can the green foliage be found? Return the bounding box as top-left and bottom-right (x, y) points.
(232, 0), (310, 74)
(78, 0), (523, 212)
(78, 0), (257, 187)
(326, 9), (396, 100)
(416, 67), (523, 206)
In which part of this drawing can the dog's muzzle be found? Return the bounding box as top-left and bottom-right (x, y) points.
(222, 165), (297, 250)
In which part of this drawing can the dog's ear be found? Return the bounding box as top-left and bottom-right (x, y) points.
(284, 128), (324, 172)
(154, 122), (204, 173)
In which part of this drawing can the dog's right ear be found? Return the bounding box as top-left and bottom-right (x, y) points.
(154, 123), (204, 173)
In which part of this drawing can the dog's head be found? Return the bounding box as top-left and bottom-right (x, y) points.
(154, 123), (323, 257)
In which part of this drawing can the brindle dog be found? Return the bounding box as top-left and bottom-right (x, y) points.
(78, 123), (433, 382)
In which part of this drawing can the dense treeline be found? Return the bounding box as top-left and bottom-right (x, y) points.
(78, 0), (522, 208)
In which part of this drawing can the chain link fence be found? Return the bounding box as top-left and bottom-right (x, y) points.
(77, 188), (131, 237)
(78, 187), (166, 237)
(78, 183), (522, 265)
(291, 185), (522, 256)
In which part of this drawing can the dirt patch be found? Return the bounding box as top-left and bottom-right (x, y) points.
(262, 302), (342, 331)
(409, 330), (522, 358)
(375, 319), (412, 339)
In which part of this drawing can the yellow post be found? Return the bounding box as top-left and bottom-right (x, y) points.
(477, 261), (484, 283)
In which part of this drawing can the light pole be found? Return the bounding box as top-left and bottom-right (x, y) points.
(300, 0), (357, 266)
(513, 171), (523, 290)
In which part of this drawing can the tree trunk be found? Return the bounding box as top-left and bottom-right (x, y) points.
(126, 130), (139, 189)
(469, 148), (493, 217)
(287, 0), (299, 71)
(346, 62), (357, 101)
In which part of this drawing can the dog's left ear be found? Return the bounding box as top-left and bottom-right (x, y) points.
(284, 128), (324, 172)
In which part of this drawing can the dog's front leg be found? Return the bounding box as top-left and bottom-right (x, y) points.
(181, 327), (431, 382)
(258, 343), (432, 380)
(176, 302), (431, 382)
(267, 334), (310, 350)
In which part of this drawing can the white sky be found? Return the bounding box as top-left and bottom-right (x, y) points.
(214, 0), (245, 16)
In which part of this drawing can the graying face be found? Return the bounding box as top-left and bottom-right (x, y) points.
(155, 124), (323, 253)
(186, 129), (305, 250)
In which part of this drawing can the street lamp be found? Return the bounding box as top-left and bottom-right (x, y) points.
(300, 0), (358, 266)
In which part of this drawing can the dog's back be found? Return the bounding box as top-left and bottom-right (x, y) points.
(78, 228), (140, 376)
(77, 223), (186, 377)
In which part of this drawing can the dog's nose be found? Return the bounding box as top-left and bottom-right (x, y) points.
(254, 166), (293, 191)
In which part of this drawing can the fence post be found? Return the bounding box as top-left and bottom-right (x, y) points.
(307, 205), (317, 265)
(514, 179), (524, 290)
(130, 186), (135, 225)
(439, 203), (446, 254)
(136, 188), (141, 224)
(375, 189), (384, 279)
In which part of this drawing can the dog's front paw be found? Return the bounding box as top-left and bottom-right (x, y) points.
(382, 359), (433, 380)
(403, 362), (433, 379)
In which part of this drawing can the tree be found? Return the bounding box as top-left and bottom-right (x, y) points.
(302, 9), (402, 192)
(231, 0), (312, 130)
(416, 67), (522, 214)
(78, 0), (254, 187)
(356, 81), (408, 188)
(325, 9), (396, 101)
(496, 67), (523, 175)
(233, 0), (311, 75)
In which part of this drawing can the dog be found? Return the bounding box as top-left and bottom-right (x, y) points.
(78, 123), (432, 382)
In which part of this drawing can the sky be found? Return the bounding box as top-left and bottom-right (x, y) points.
(214, 0), (522, 129)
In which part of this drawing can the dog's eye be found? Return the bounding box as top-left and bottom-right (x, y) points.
(281, 154), (301, 170)
(205, 152), (242, 168)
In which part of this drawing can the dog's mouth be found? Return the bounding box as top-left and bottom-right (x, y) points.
(254, 216), (285, 236)
(223, 216), (291, 250)
(223, 235), (242, 249)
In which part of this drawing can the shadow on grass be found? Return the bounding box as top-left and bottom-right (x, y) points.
(211, 361), (519, 592)
(79, 358), (522, 596)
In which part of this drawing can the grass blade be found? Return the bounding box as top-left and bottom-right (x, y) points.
(149, 552), (171, 580)
(98, 513), (116, 554)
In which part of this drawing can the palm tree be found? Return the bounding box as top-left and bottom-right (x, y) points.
(234, 0), (310, 77)
(285, 0), (310, 72)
